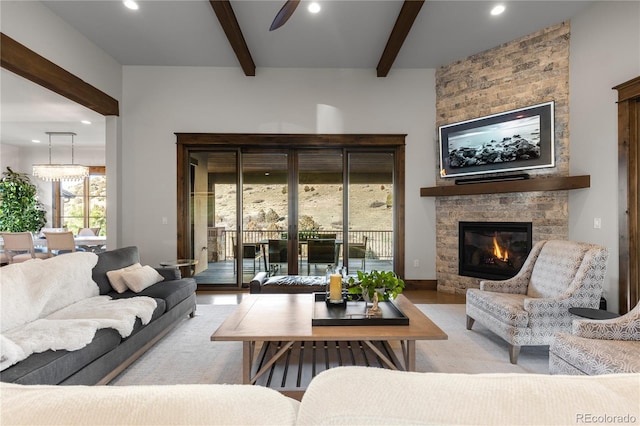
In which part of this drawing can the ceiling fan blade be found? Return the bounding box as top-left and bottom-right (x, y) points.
(269, 0), (301, 31)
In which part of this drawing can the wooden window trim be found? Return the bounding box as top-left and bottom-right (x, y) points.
(176, 133), (406, 280)
(53, 166), (106, 229)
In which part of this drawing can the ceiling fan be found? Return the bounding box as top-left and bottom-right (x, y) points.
(269, 0), (300, 31)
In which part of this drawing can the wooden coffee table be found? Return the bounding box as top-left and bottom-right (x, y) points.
(211, 293), (447, 397)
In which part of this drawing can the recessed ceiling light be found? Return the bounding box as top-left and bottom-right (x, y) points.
(32, 139), (41, 143)
(81, 120), (92, 125)
(491, 5), (505, 16)
(123, 0), (139, 11)
(308, 2), (321, 14)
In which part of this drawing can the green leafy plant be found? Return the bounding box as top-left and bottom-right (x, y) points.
(0, 167), (47, 233)
(347, 269), (405, 301)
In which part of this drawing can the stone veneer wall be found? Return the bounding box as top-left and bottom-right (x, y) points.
(435, 22), (571, 295)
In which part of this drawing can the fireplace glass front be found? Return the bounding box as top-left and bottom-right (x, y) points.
(459, 221), (532, 280)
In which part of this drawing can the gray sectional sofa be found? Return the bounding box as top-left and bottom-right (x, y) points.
(0, 246), (197, 385)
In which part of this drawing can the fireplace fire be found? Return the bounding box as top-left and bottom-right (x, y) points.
(459, 221), (532, 280)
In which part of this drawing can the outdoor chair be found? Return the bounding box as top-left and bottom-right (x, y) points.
(349, 236), (368, 270)
(242, 243), (262, 274)
(307, 239), (337, 275)
(1, 232), (49, 263)
(231, 237), (262, 274)
(268, 239), (288, 275)
(466, 240), (609, 364)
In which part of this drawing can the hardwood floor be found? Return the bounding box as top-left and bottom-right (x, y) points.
(403, 289), (465, 304)
(196, 289), (465, 305)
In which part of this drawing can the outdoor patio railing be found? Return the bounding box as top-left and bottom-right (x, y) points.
(207, 228), (393, 263)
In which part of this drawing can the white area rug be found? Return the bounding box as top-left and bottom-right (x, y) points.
(111, 303), (548, 386)
(111, 304), (241, 386)
(413, 304), (548, 375)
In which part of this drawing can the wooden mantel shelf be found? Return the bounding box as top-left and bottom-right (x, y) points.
(420, 175), (590, 197)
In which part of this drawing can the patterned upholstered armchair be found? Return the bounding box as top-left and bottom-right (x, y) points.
(549, 302), (640, 375)
(466, 240), (609, 364)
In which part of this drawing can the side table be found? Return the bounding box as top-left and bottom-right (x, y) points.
(160, 259), (198, 278)
(568, 307), (619, 320)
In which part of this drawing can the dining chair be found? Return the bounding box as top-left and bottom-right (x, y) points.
(307, 239), (337, 275)
(348, 236), (368, 271)
(78, 227), (100, 236)
(44, 231), (78, 256)
(1, 232), (50, 263)
(76, 227), (105, 252)
(37, 227), (67, 238)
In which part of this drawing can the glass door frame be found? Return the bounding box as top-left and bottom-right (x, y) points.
(176, 133), (406, 288)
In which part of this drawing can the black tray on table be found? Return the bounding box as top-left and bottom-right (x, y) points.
(311, 292), (409, 326)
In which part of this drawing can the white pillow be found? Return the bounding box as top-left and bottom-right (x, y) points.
(121, 265), (164, 293)
(106, 263), (142, 293)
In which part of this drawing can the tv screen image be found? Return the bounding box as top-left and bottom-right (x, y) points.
(439, 101), (555, 179)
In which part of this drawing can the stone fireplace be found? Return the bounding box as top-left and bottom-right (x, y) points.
(459, 221), (532, 280)
(433, 22), (571, 295)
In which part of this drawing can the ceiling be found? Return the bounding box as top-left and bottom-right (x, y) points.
(0, 69), (106, 147)
(1, 0), (594, 148)
(41, 0), (593, 70)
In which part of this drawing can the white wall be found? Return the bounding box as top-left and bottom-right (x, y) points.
(122, 66), (437, 271)
(0, 1), (121, 98)
(569, 1), (640, 313)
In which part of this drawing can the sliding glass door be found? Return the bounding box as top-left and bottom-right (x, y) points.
(347, 152), (394, 273)
(188, 151), (238, 285)
(176, 134), (405, 289)
(242, 151), (289, 280)
(298, 150), (344, 276)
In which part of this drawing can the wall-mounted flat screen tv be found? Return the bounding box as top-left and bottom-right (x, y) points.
(439, 101), (555, 179)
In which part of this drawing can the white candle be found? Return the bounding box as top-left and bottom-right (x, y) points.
(329, 274), (342, 301)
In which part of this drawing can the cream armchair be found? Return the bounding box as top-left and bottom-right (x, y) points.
(549, 302), (640, 375)
(466, 240), (609, 364)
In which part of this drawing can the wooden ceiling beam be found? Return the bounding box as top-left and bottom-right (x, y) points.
(209, 0), (256, 76)
(376, 0), (424, 77)
(1, 33), (119, 116)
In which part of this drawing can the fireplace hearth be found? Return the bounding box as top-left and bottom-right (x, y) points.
(459, 221), (532, 280)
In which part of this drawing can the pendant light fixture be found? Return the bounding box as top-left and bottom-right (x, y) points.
(32, 132), (90, 181)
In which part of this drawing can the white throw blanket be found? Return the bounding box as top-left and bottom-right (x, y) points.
(0, 253), (157, 371)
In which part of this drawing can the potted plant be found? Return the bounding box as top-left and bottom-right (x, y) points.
(347, 269), (405, 302)
(0, 167), (47, 233)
